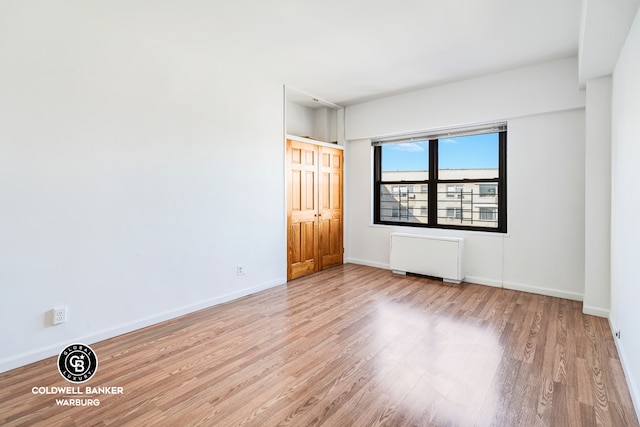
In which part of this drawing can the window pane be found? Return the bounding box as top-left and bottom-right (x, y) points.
(381, 141), (429, 181)
(379, 183), (428, 224)
(479, 184), (498, 197)
(438, 133), (498, 180)
(446, 185), (464, 198)
(479, 207), (498, 221)
(437, 182), (499, 228)
(446, 207), (462, 219)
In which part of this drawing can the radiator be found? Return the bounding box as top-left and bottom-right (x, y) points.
(389, 233), (464, 284)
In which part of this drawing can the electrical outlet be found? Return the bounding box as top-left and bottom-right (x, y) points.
(236, 265), (245, 276)
(52, 307), (67, 325)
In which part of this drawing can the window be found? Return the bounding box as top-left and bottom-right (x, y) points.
(479, 207), (497, 222)
(479, 184), (497, 197)
(446, 207), (463, 219)
(447, 185), (464, 198)
(373, 123), (507, 232)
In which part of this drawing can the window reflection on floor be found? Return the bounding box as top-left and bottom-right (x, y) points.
(374, 301), (502, 425)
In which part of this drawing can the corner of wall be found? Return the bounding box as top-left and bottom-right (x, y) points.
(608, 314), (640, 421)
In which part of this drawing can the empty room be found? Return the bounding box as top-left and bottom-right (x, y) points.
(1, 0), (639, 426)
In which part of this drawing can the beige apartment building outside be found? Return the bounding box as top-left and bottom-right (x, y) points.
(380, 168), (500, 228)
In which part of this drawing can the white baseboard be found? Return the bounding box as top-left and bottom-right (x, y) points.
(582, 305), (610, 318)
(346, 262), (585, 302)
(464, 275), (503, 288)
(345, 258), (389, 270)
(608, 316), (640, 422)
(502, 280), (583, 301)
(0, 277), (286, 374)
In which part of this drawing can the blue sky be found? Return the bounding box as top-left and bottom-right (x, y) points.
(382, 133), (499, 171)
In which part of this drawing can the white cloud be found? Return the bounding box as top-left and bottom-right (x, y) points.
(390, 142), (426, 152)
(441, 138), (457, 144)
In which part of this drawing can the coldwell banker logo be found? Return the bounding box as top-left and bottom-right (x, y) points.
(32, 343), (124, 406)
(57, 343), (98, 383)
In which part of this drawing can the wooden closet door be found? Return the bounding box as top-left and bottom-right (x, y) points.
(318, 146), (343, 270)
(287, 140), (319, 280)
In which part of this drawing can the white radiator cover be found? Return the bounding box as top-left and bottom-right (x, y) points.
(389, 233), (464, 284)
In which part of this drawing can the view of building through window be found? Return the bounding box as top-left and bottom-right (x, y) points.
(375, 130), (506, 231)
(379, 174), (499, 227)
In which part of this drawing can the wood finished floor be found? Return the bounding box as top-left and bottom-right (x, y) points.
(1, 264), (638, 427)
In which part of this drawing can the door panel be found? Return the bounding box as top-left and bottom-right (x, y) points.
(289, 220), (317, 279)
(318, 146), (343, 270)
(287, 140), (319, 280)
(291, 170), (301, 210)
(304, 171), (315, 210)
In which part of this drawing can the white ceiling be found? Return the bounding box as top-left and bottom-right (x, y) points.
(8, 0), (587, 107)
(243, 0), (584, 106)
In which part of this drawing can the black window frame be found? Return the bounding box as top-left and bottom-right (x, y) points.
(373, 128), (507, 233)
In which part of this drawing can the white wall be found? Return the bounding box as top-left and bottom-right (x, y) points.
(286, 100), (315, 137)
(286, 102), (340, 144)
(611, 7), (640, 415)
(313, 107), (339, 143)
(0, 4), (286, 372)
(346, 57), (585, 140)
(583, 76), (612, 317)
(345, 58), (587, 301)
